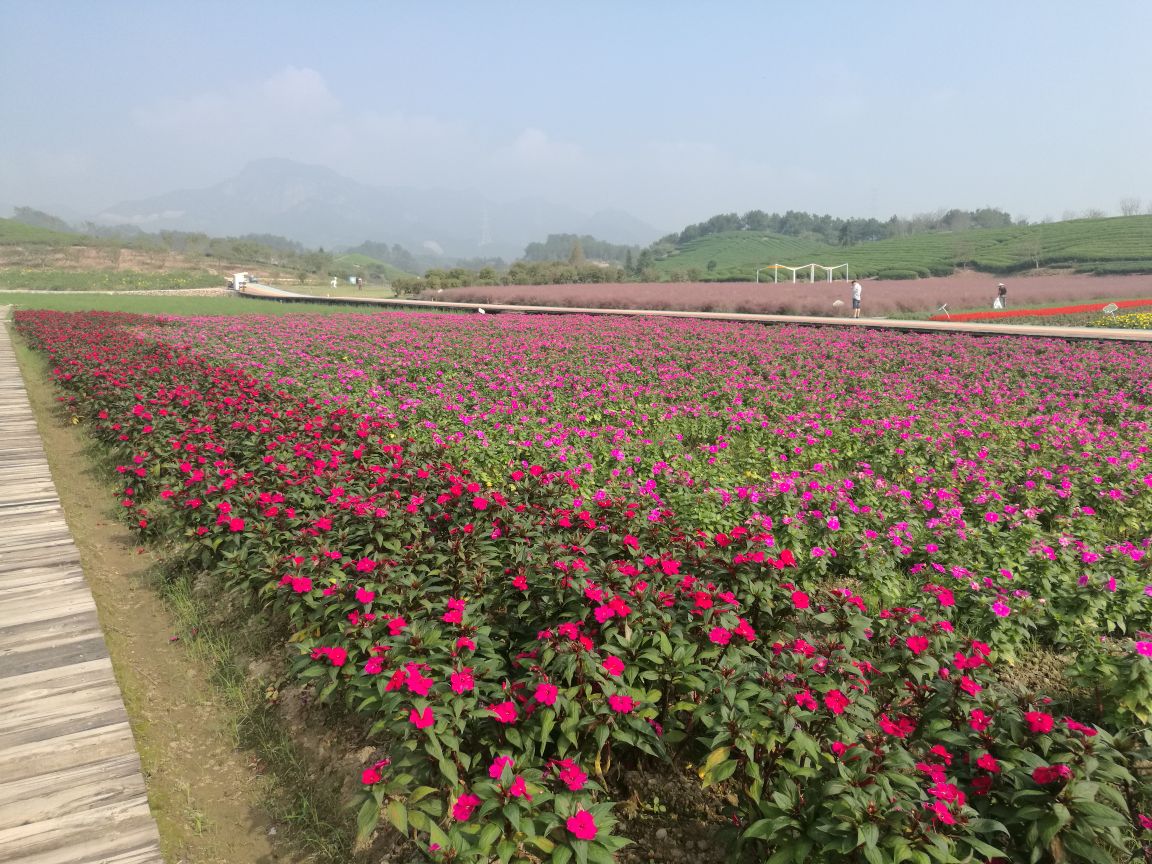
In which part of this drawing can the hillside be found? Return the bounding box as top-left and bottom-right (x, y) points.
(332, 252), (412, 283)
(0, 217), (87, 246)
(0, 216), (414, 291)
(653, 215), (1152, 280)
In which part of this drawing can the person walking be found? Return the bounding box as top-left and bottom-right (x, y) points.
(851, 279), (863, 318)
(997, 282), (1007, 308)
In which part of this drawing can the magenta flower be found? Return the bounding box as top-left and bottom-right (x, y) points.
(566, 809), (598, 840)
(791, 590), (810, 610)
(452, 793), (481, 821)
(1025, 711), (1054, 733)
(450, 668), (475, 693)
(824, 689), (850, 715)
(991, 602), (1011, 618)
(360, 758), (389, 785)
(489, 701), (519, 723)
(601, 656), (625, 676)
(1135, 641), (1152, 657)
(607, 694), (635, 713)
(553, 759), (588, 791)
(709, 627), (732, 645)
(405, 664), (434, 696)
(489, 755), (514, 779)
(355, 587), (375, 604)
(1032, 764), (1072, 785)
(905, 635), (929, 655)
(534, 681), (558, 706)
(508, 775), (532, 799)
(408, 706), (434, 729)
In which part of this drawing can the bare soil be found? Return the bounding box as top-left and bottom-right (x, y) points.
(15, 338), (292, 864)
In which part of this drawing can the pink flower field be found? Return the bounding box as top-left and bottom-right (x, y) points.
(17, 309), (1152, 862)
(428, 273), (1152, 318)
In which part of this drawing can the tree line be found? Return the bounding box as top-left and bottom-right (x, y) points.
(664, 207), (1018, 249)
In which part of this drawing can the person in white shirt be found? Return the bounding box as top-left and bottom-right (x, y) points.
(851, 280), (862, 318)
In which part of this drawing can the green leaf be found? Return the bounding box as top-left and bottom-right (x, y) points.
(530, 835), (557, 854)
(477, 820), (503, 851)
(961, 836), (1008, 858)
(355, 796), (380, 843)
(385, 800), (408, 836)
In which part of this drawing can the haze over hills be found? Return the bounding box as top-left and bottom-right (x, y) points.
(93, 158), (661, 259)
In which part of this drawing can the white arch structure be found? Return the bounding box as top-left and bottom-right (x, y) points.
(757, 263), (850, 283)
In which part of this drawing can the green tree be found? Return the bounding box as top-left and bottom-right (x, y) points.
(568, 238), (585, 265)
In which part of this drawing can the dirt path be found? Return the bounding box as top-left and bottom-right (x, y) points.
(14, 336), (290, 864)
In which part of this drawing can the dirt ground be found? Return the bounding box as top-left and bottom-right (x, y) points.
(15, 338), (292, 864)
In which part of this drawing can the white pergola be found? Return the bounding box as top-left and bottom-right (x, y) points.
(756, 263), (850, 283)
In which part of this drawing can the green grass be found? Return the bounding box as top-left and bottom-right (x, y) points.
(653, 215), (1152, 280)
(332, 252), (412, 281)
(0, 291), (396, 316)
(156, 568), (358, 861)
(0, 216), (87, 245)
(0, 268), (223, 291)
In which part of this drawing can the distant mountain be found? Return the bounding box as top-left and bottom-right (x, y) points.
(93, 158), (662, 259)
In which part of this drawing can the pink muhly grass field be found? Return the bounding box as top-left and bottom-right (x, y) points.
(428, 273), (1152, 318)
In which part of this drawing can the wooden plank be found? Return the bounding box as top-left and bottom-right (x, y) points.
(0, 323), (163, 862)
(0, 755), (147, 831)
(0, 721), (138, 785)
(0, 796), (162, 864)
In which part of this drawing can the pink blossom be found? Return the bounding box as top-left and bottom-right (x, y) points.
(824, 689), (850, 715)
(450, 668), (474, 693)
(508, 775), (532, 799)
(489, 701), (519, 723)
(489, 755), (514, 779)
(607, 694), (635, 713)
(534, 681), (558, 706)
(709, 627), (732, 645)
(451, 793), (481, 821)
(601, 656), (625, 676)
(1025, 711), (1054, 733)
(408, 706), (434, 729)
(905, 635), (929, 655)
(566, 809), (598, 840)
(791, 591), (810, 610)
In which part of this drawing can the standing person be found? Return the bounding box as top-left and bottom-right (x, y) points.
(851, 278), (862, 318)
(331, 276), (338, 291)
(997, 282), (1007, 308)
(356, 276), (363, 291)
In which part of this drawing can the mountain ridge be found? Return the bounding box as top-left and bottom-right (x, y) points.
(94, 158), (661, 258)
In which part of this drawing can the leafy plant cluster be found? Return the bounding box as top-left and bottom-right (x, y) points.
(16, 309), (1152, 863)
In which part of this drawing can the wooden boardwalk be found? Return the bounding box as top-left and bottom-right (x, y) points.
(0, 315), (164, 863)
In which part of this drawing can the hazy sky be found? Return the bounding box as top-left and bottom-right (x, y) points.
(2, 0), (1150, 232)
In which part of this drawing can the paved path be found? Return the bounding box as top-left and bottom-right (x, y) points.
(237, 285), (1152, 343)
(0, 315), (164, 863)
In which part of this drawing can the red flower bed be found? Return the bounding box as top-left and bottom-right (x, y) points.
(931, 298), (1152, 321)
